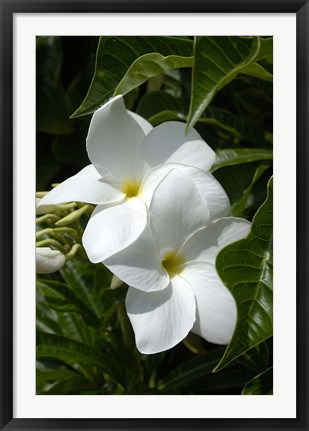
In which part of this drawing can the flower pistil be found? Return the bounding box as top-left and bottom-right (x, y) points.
(122, 180), (141, 198)
(161, 250), (184, 276)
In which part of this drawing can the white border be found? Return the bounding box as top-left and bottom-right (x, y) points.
(14, 13), (296, 418)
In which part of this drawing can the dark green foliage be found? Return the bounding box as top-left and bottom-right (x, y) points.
(36, 35), (273, 395)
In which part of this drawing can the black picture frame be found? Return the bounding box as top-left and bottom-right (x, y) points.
(1, 0), (308, 430)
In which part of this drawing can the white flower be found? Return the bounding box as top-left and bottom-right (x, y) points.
(38, 95), (229, 262)
(36, 198), (58, 215)
(104, 170), (251, 354)
(36, 247), (66, 274)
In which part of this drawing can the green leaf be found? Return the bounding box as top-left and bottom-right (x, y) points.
(215, 177), (273, 371)
(37, 368), (82, 385)
(242, 62), (273, 81)
(114, 53), (192, 97)
(201, 108), (273, 146)
(242, 367), (273, 395)
(36, 302), (62, 335)
(41, 375), (95, 395)
(231, 164), (270, 217)
(36, 331), (124, 383)
(71, 36), (193, 118)
(136, 91), (188, 120)
(255, 37), (273, 62)
(60, 260), (101, 318)
(237, 341), (271, 374)
(136, 91), (188, 126)
(158, 347), (225, 392)
(211, 148), (273, 172)
(37, 278), (101, 327)
(182, 367), (254, 395)
(213, 163), (264, 209)
(187, 36), (261, 131)
(56, 312), (96, 345)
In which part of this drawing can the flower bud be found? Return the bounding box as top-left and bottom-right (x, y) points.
(36, 247), (66, 274)
(110, 274), (123, 290)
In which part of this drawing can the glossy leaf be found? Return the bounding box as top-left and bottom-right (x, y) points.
(242, 63), (273, 81)
(187, 36), (261, 131)
(71, 36), (193, 118)
(114, 53), (192, 97)
(211, 148), (273, 172)
(242, 367), (273, 395)
(215, 177), (273, 371)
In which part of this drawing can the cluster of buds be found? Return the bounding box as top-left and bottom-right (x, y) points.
(36, 190), (91, 274)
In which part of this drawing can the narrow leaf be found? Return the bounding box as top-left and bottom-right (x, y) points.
(158, 347), (225, 392)
(60, 260), (101, 318)
(242, 367), (273, 395)
(37, 278), (101, 327)
(36, 331), (123, 383)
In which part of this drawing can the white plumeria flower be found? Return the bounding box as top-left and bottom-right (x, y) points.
(38, 95), (229, 262)
(104, 169), (251, 354)
(35, 198), (58, 215)
(36, 247), (66, 274)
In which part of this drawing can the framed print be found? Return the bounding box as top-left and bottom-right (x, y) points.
(1, 0), (308, 430)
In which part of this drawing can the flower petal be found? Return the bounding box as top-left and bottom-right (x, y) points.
(128, 110), (153, 135)
(86, 95), (146, 183)
(149, 169), (211, 256)
(177, 166), (230, 219)
(140, 163), (230, 218)
(136, 121), (215, 178)
(139, 164), (174, 206)
(36, 198), (58, 215)
(180, 261), (237, 344)
(82, 197), (147, 262)
(38, 165), (124, 206)
(179, 218), (251, 264)
(104, 227), (169, 292)
(126, 275), (196, 354)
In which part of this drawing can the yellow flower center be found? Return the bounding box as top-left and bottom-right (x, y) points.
(122, 180), (141, 198)
(161, 250), (184, 276)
